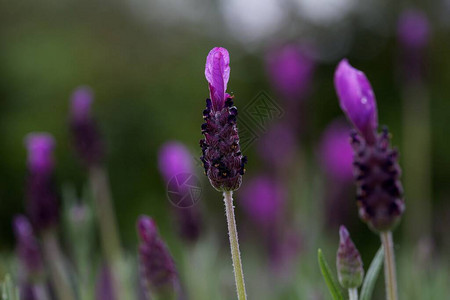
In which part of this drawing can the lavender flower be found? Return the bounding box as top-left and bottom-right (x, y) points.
(334, 59), (378, 145)
(70, 86), (104, 166)
(397, 9), (430, 51)
(336, 226), (364, 289)
(24, 133), (59, 231)
(257, 122), (296, 169)
(158, 141), (202, 242)
(200, 47), (247, 191)
(266, 44), (315, 101)
(334, 59), (405, 232)
(240, 175), (285, 227)
(95, 265), (117, 300)
(319, 119), (354, 182)
(13, 215), (44, 277)
(137, 216), (179, 297)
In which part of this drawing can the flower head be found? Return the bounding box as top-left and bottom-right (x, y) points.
(205, 47), (230, 111)
(336, 226), (364, 289)
(397, 9), (430, 51)
(137, 216), (179, 297)
(201, 47), (247, 191)
(240, 175), (285, 227)
(13, 215), (44, 276)
(158, 141), (194, 182)
(24, 133), (59, 230)
(319, 119), (354, 181)
(70, 86), (104, 166)
(266, 44), (315, 101)
(334, 59), (378, 144)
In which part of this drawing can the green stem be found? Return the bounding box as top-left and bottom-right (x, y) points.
(381, 231), (398, 300)
(348, 288), (358, 300)
(223, 191), (247, 300)
(41, 230), (75, 300)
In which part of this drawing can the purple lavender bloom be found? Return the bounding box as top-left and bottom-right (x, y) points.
(334, 59), (378, 145)
(70, 86), (104, 166)
(257, 122), (296, 168)
(351, 129), (405, 232)
(158, 141), (202, 242)
(24, 133), (59, 231)
(95, 265), (117, 300)
(200, 47), (247, 191)
(336, 226), (364, 289)
(137, 216), (179, 297)
(319, 120), (354, 182)
(158, 142), (194, 182)
(13, 215), (44, 276)
(397, 9), (430, 51)
(240, 175), (285, 227)
(266, 44), (315, 101)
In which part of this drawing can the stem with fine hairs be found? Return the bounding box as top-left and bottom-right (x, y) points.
(223, 191), (247, 300)
(381, 231), (398, 300)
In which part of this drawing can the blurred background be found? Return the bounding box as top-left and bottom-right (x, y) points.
(1, 0), (450, 299)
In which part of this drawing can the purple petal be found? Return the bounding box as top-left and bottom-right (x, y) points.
(24, 133), (55, 174)
(158, 141), (193, 182)
(205, 47), (230, 110)
(334, 59), (378, 144)
(137, 215), (157, 244)
(71, 86), (93, 122)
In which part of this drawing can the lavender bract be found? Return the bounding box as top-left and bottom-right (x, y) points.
(266, 44), (315, 101)
(70, 86), (104, 166)
(137, 216), (178, 297)
(336, 226), (364, 289)
(200, 47), (247, 192)
(334, 59), (378, 145)
(24, 133), (59, 231)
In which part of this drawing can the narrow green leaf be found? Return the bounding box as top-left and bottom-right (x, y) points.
(360, 246), (384, 300)
(318, 249), (345, 300)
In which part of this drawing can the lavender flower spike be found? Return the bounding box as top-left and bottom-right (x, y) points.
(397, 9), (430, 51)
(201, 47), (247, 192)
(24, 133), (59, 231)
(336, 226), (364, 289)
(158, 141), (194, 182)
(334, 59), (378, 145)
(137, 216), (179, 298)
(70, 86), (104, 166)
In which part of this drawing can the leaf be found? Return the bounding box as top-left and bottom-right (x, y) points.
(1, 275), (19, 300)
(317, 249), (345, 300)
(360, 246), (384, 300)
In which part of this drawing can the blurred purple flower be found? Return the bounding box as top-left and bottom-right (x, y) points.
(13, 215), (44, 276)
(266, 44), (315, 101)
(319, 119), (353, 182)
(336, 226), (364, 289)
(205, 47), (230, 111)
(257, 122), (296, 168)
(137, 216), (179, 297)
(95, 265), (117, 300)
(158, 142), (194, 182)
(397, 9), (430, 51)
(201, 47), (247, 191)
(334, 59), (378, 145)
(240, 175), (285, 227)
(70, 86), (104, 166)
(24, 133), (59, 230)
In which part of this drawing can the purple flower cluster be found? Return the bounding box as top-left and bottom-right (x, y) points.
(137, 216), (179, 296)
(24, 133), (59, 231)
(200, 47), (247, 191)
(334, 59), (405, 232)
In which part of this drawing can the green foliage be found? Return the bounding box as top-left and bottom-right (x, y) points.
(317, 249), (344, 300)
(360, 246), (384, 300)
(1, 275), (18, 300)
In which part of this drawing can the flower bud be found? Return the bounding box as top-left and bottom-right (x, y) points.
(336, 226), (364, 289)
(334, 59), (378, 144)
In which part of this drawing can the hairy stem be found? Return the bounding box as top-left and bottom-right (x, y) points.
(223, 191), (247, 300)
(348, 288), (358, 300)
(41, 230), (75, 300)
(381, 231), (398, 300)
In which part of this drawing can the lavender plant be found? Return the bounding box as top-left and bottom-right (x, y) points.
(200, 47), (247, 299)
(334, 59), (405, 300)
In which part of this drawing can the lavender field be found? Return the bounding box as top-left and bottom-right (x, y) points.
(1, 1), (449, 299)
